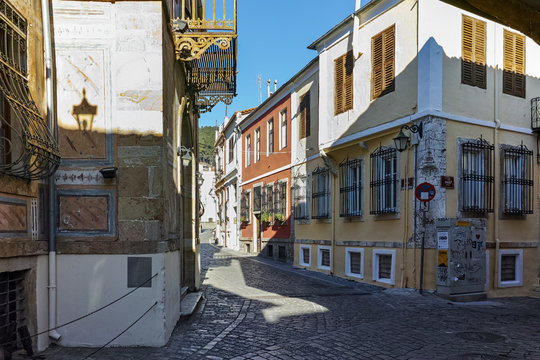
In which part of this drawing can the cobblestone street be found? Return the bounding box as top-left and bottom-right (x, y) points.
(43, 235), (540, 360)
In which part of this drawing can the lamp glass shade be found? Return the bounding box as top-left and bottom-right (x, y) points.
(393, 130), (410, 152)
(182, 152), (192, 167)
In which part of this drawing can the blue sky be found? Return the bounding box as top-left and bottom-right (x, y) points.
(198, 1), (355, 127)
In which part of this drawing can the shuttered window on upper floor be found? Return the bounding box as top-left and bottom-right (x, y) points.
(334, 51), (354, 115)
(299, 91), (311, 139)
(503, 29), (525, 98)
(371, 25), (395, 100)
(462, 15), (486, 89)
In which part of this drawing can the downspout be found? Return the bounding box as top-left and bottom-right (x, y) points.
(42, 0), (62, 341)
(493, 42), (501, 290)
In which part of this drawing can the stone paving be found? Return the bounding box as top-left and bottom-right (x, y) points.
(42, 234), (540, 359)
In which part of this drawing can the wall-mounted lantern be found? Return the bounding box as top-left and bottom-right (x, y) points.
(72, 88), (97, 133)
(177, 146), (193, 167)
(393, 122), (423, 152)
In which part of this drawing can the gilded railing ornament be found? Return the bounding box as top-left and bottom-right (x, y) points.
(174, 34), (234, 61)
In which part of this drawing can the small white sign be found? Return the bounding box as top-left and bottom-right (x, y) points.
(438, 232), (449, 249)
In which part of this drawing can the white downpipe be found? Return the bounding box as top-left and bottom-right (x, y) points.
(41, 0), (62, 341)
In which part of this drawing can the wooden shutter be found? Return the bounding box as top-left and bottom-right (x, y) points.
(371, 25), (395, 99)
(503, 29), (526, 98)
(334, 54), (345, 115)
(299, 91), (311, 139)
(462, 15), (486, 88)
(344, 51), (354, 111)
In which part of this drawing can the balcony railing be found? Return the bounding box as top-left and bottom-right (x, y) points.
(172, 0), (237, 113)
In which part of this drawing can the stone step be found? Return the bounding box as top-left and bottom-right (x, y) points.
(181, 291), (202, 317)
(180, 286), (189, 300)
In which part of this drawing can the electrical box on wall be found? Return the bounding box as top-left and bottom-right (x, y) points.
(435, 218), (487, 301)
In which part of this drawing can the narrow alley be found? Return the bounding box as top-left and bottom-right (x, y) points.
(43, 230), (540, 360)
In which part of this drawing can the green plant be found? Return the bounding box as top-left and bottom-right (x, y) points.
(240, 216), (248, 223)
(274, 212), (286, 223)
(261, 211), (273, 223)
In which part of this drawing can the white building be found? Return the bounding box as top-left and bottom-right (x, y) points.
(199, 163), (217, 223)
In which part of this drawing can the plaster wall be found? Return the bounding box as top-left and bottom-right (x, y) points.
(318, 0), (418, 149)
(419, 0), (540, 127)
(56, 253), (179, 347)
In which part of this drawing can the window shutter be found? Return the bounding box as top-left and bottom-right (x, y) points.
(503, 30), (526, 98)
(462, 15), (474, 85)
(371, 33), (383, 99)
(299, 94), (306, 139)
(382, 26), (395, 95)
(334, 55), (344, 115)
(462, 15), (486, 88)
(305, 91), (311, 137)
(344, 51), (354, 111)
(474, 19), (486, 88)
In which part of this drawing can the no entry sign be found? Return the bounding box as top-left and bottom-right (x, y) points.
(415, 182), (436, 202)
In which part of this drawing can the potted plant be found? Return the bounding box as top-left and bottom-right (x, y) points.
(240, 216), (248, 224)
(261, 211), (273, 224)
(274, 212), (286, 225)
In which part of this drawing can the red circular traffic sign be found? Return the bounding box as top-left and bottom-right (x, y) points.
(415, 182), (436, 202)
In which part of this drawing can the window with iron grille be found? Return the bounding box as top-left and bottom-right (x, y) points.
(0, 271), (27, 352)
(293, 176), (309, 220)
(340, 158), (362, 217)
(312, 167), (331, 219)
(253, 185), (262, 213)
(502, 145), (533, 215)
(345, 248), (364, 278)
(372, 249), (395, 284)
(500, 254), (516, 282)
(318, 246), (331, 269)
(278, 245), (286, 261)
(498, 249), (523, 287)
(274, 181), (287, 219)
(228, 137), (234, 163)
(267, 118), (274, 155)
(300, 245), (310, 266)
(240, 190), (250, 222)
(255, 128), (260, 162)
(267, 244), (273, 258)
(370, 147), (398, 215)
(460, 138), (494, 213)
(263, 184), (273, 214)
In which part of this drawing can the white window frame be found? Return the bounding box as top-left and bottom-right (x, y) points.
(279, 109), (287, 150)
(372, 249), (396, 285)
(345, 247), (364, 279)
(267, 118), (274, 156)
(498, 249), (523, 288)
(245, 134), (251, 167)
(299, 245), (311, 267)
(317, 245), (332, 270)
(255, 128), (260, 163)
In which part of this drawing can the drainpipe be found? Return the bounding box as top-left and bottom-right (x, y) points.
(493, 55), (501, 290)
(42, 0), (62, 341)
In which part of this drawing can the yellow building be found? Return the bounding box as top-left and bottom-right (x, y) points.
(293, 0), (540, 300)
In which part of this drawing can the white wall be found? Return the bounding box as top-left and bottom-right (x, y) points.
(56, 253), (178, 347)
(199, 164), (217, 223)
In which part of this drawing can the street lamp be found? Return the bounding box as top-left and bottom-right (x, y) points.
(393, 123), (423, 152)
(177, 146), (193, 167)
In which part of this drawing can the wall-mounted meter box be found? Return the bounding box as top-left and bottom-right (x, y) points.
(435, 218), (486, 300)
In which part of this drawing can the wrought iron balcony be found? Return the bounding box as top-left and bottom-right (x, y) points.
(172, 0), (237, 113)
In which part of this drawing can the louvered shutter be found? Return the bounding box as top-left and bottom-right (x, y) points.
(305, 91), (311, 137)
(344, 51), (354, 111)
(299, 94), (306, 139)
(382, 26), (395, 95)
(462, 15), (486, 88)
(334, 55), (344, 115)
(372, 33), (383, 99)
(503, 30), (526, 98)
(474, 20), (486, 88)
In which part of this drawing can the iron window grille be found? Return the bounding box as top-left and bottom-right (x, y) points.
(253, 186), (262, 213)
(263, 184), (273, 214)
(461, 138), (494, 213)
(312, 167), (331, 219)
(370, 147), (398, 215)
(293, 176), (309, 220)
(273, 181), (287, 218)
(502, 144), (533, 215)
(240, 191), (250, 222)
(340, 158), (362, 217)
(532, 97), (540, 133)
(0, 271), (26, 352)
